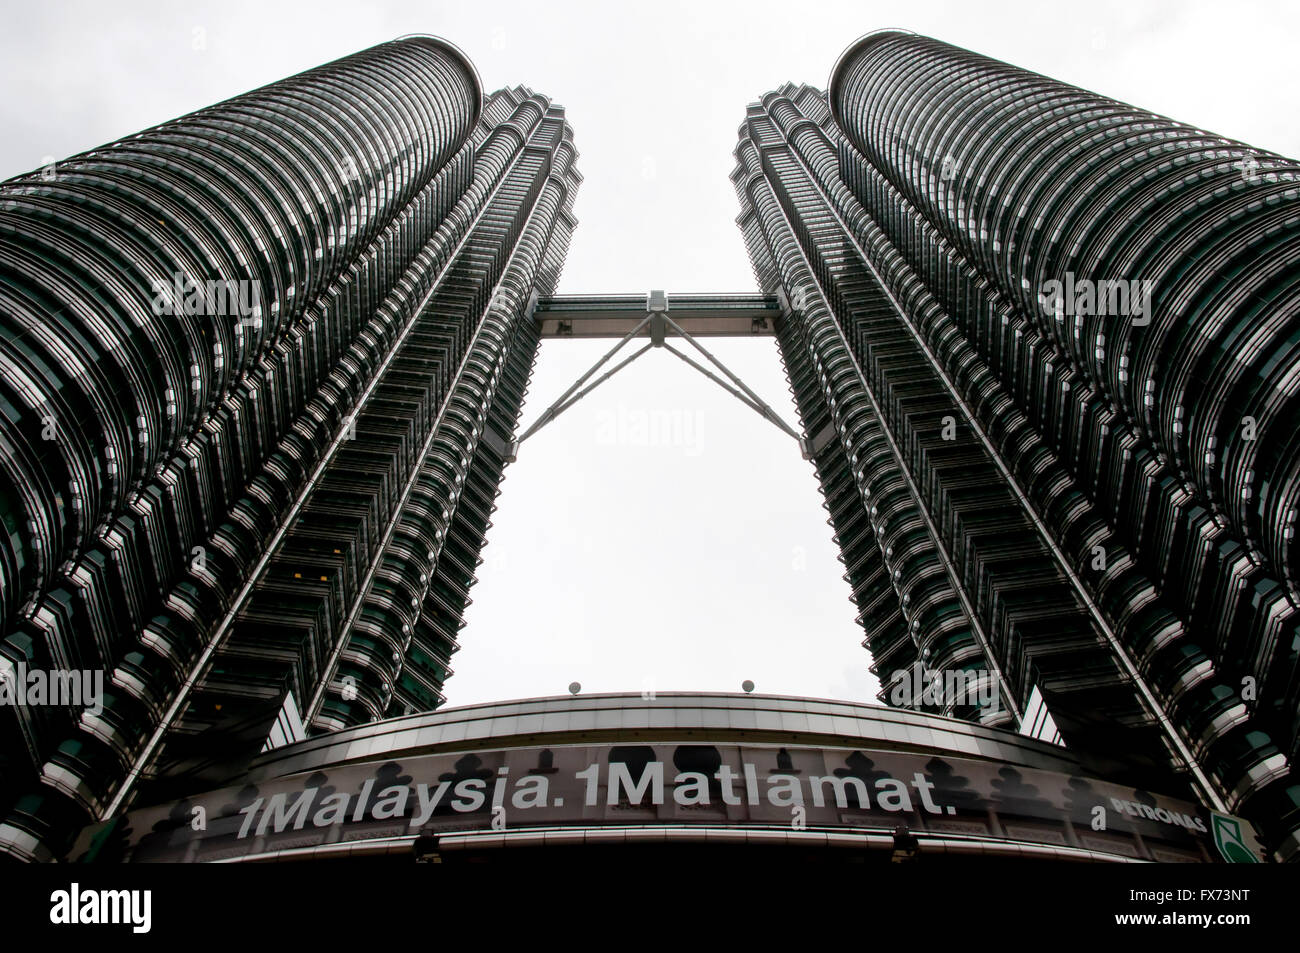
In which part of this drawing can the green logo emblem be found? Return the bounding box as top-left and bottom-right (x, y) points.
(1211, 812), (1260, 863)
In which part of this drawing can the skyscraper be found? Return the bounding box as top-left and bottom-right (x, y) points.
(0, 27), (1294, 865)
(0, 36), (579, 859)
(734, 30), (1299, 858)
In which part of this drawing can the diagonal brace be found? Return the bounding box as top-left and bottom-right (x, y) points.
(542, 342), (653, 425)
(514, 314), (653, 447)
(661, 343), (770, 421)
(661, 315), (803, 443)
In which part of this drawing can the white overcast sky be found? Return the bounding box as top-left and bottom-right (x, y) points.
(3, 0), (1297, 710)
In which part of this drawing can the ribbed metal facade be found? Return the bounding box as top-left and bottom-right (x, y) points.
(735, 31), (1300, 858)
(0, 39), (579, 860)
(2, 26), (1294, 864)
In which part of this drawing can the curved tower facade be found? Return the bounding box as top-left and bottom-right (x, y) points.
(1, 28), (1292, 865)
(735, 31), (1300, 858)
(0, 38), (579, 860)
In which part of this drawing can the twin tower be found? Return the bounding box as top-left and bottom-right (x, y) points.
(1, 32), (1298, 860)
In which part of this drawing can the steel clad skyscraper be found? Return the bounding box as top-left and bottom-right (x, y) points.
(0, 37), (579, 859)
(735, 30), (1300, 858)
(0, 27), (1296, 865)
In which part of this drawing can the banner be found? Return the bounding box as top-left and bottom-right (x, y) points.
(71, 742), (1266, 862)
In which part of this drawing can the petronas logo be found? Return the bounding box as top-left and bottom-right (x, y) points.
(1211, 812), (1260, 863)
